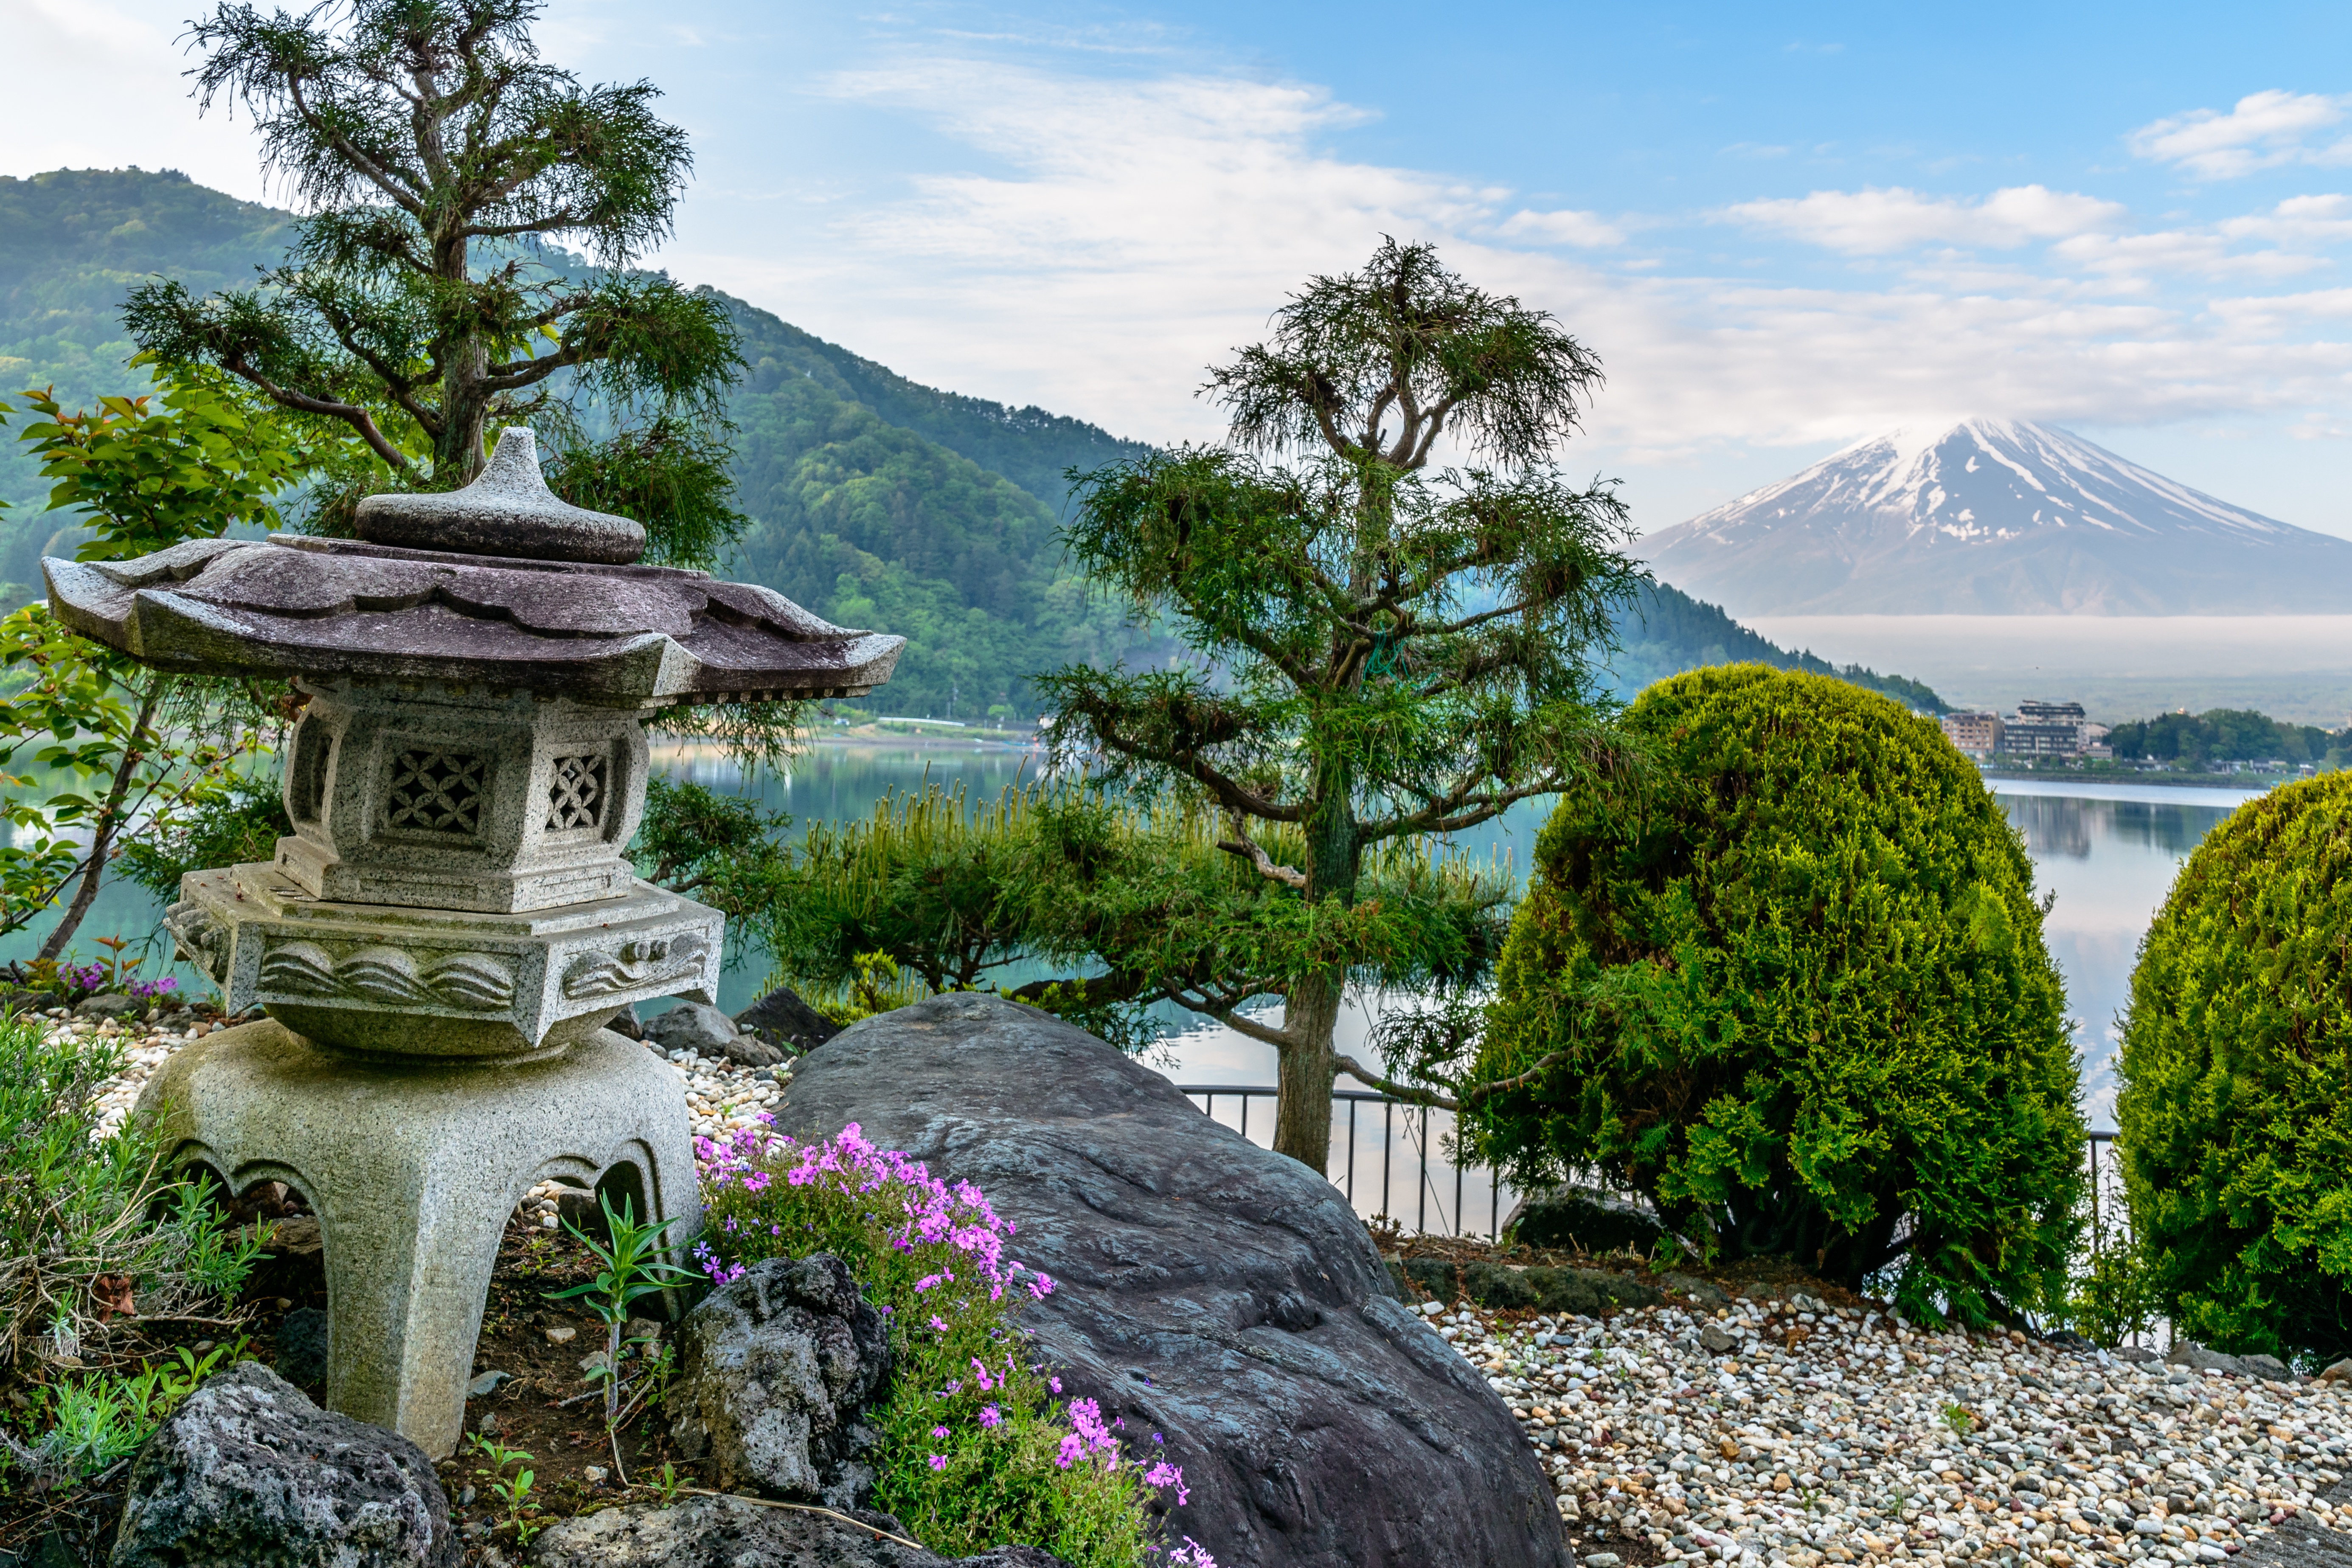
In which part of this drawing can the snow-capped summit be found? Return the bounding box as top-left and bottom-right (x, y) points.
(1640, 418), (2352, 615)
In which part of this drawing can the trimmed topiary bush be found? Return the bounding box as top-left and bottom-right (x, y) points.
(1470, 665), (2085, 1324)
(2116, 773), (2352, 1363)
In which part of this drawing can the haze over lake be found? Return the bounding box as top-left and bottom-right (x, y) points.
(1745, 615), (2352, 726)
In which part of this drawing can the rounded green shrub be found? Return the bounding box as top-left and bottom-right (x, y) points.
(1471, 665), (2084, 1324)
(2116, 773), (2352, 1362)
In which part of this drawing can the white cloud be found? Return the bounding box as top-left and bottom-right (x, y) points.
(0, 0), (270, 202)
(2129, 90), (2352, 180)
(664, 53), (2352, 489)
(1495, 208), (1624, 247)
(1723, 184), (2125, 254)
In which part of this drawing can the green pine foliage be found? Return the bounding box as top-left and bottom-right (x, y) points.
(2115, 774), (2352, 1362)
(1470, 665), (2084, 1324)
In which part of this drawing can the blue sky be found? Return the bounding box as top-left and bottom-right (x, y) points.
(16, 0), (2352, 537)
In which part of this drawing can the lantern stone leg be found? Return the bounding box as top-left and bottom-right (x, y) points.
(137, 1020), (699, 1458)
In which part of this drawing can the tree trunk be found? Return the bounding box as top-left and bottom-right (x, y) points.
(1271, 967), (1346, 1170)
(39, 674), (170, 962)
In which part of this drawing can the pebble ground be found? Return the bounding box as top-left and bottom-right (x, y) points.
(59, 1011), (2352, 1568)
(1425, 1293), (2349, 1568)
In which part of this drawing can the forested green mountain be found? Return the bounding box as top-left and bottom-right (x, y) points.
(0, 167), (1945, 718)
(1605, 582), (1947, 712)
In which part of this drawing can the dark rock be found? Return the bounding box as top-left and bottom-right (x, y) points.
(2167, 1340), (2252, 1377)
(1465, 1261), (1543, 1310)
(1470, 1265), (1663, 1316)
(724, 1033), (787, 1069)
(668, 1253), (891, 1509)
(0, 988), (55, 1017)
(1502, 1185), (1664, 1255)
(1663, 1271), (1731, 1309)
(276, 1305), (331, 1387)
(112, 1360), (458, 1568)
(1403, 1256), (1461, 1301)
(2114, 1346), (2161, 1363)
(527, 1495), (1073, 1568)
(646, 1001), (739, 1058)
(777, 992), (1570, 1568)
(2043, 1329), (2096, 1352)
(2240, 1353), (2292, 1380)
(1700, 1324), (1739, 1355)
(74, 992), (137, 1020)
(735, 986), (841, 1054)
(608, 1002), (643, 1041)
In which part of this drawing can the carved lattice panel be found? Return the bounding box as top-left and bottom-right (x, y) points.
(545, 753), (608, 833)
(385, 750), (487, 837)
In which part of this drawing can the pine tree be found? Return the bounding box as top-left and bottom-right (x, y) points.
(123, 0), (744, 563)
(1040, 239), (1644, 1169)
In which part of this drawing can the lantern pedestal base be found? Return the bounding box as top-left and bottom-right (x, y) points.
(135, 1018), (700, 1458)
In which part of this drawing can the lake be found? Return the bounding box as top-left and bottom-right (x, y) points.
(2, 742), (2259, 1226)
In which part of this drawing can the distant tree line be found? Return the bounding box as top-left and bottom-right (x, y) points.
(2105, 708), (2347, 771)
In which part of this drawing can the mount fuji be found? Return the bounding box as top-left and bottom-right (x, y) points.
(1640, 418), (2352, 615)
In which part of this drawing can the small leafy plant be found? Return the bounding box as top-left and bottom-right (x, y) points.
(467, 1432), (540, 1544)
(0, 1015), (262, 1486)
(545, 1191), (694, 1487)
(699, 1121), (1204, 1567)
(1941, 1402), (1975, 1436)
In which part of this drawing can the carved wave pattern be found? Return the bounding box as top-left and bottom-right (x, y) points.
(259, 940), (518, 1012)
(561, 933), (711, 999)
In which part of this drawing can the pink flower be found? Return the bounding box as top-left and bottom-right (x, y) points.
(1048, 1377), (1062, 1394)
(931, 1425), (950, 1439)
(969, 1358), (996, 1391)
(1145, 1459), (1190, 1505)
(1055, 1433), (1083, 1470)
(929, 1315), (948, 1332)
(979, 1405), (1001, 1429)
(927, 1454), (947, 1471)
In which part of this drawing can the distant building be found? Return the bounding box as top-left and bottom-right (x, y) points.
(1999, 698), (2093, 759)
(1941, 711), (2004, 757)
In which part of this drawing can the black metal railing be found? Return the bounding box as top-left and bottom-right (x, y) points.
(1182, 1083), (2134, 1259)
(1180, 1084), (1514, 1238)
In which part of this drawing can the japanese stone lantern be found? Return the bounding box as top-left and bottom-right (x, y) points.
(43, 428), (900, 1456)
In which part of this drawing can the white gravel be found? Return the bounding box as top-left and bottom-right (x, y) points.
(1431, 1290), (2349, 1568)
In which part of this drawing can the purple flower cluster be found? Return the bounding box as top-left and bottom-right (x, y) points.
(129, 976), (175, 998)
(696, 1120), (1057, 1303)
(695, 1119), (1206, 1561)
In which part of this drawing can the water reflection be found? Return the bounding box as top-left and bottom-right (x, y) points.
(1984, 780), (2253, 1132)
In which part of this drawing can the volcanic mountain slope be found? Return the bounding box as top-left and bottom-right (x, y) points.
(1640, 417), (2352, 615)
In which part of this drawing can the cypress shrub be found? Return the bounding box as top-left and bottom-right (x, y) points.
(2116, 774), (2352, 1361)
(1471, 666), (2084, 1324)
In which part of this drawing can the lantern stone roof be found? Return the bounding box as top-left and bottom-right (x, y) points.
(42, 428), (902, 703)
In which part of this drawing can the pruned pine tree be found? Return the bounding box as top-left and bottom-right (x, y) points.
(1037, 239), (1647, 1170)
(123, 0), (745, 566)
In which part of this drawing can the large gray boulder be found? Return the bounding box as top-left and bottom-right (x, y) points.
(528, 1495), (1071, 1568)
(775, 993), (1568, 1568)
(111, 1360), (458, 1568)
(667, 1253), (891, 1509)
